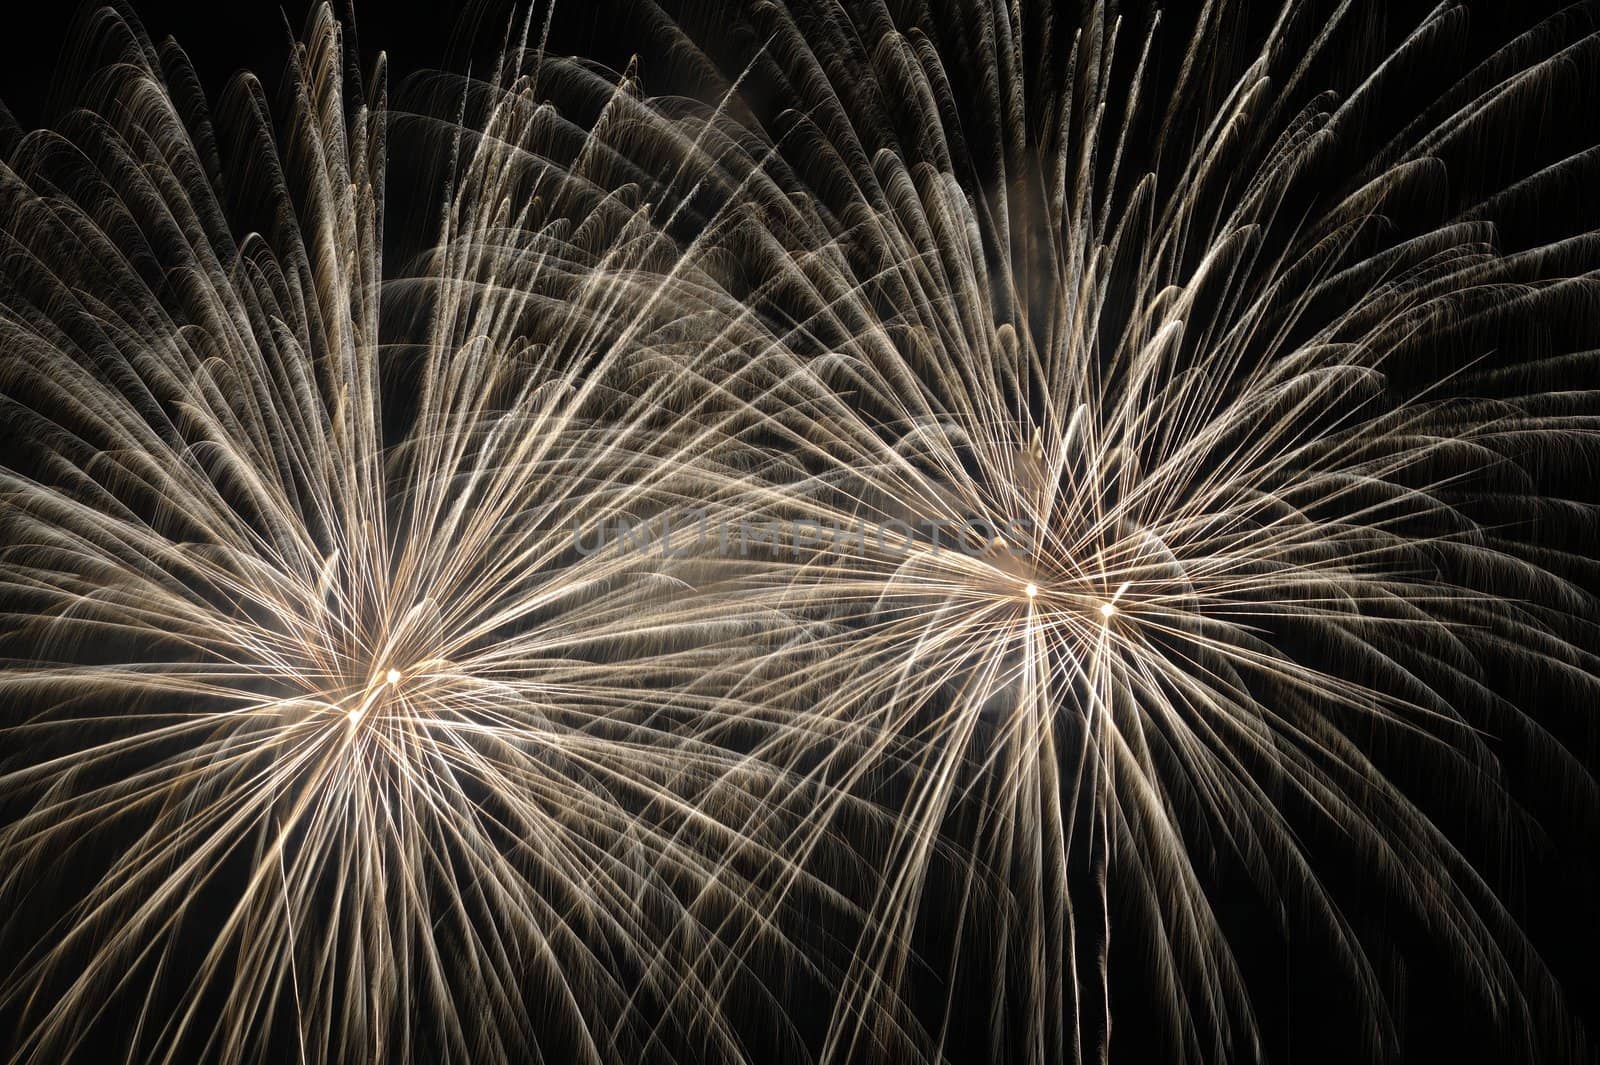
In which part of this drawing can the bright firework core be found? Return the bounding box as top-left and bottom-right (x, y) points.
(1100, 602), (1116, 619)
(1024, 583), (1039, 599)
(347, 668), (403, 723)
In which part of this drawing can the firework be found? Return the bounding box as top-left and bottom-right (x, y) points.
(0, 7), (869, 1062)
(445, 0), (1600, 1061)
(4, 0), (1599, 1062)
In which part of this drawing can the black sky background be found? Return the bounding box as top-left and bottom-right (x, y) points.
(1, 1), (1597, 1062)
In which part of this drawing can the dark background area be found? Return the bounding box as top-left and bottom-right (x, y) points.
(1, 1), (1597, 1063)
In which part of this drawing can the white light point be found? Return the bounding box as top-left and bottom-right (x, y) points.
(1099, 601), (1116, 619)
(1024, 583), (1039, 599)
(385, 668), (402, 686)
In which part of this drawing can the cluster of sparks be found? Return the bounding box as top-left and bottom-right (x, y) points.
(2, 0), (1598, 1062)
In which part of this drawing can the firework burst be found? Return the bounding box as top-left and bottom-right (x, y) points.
(3, 0), (1599, 1063)
(0, 7), (870, 1062)
(441, 0), (1600, 1060)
